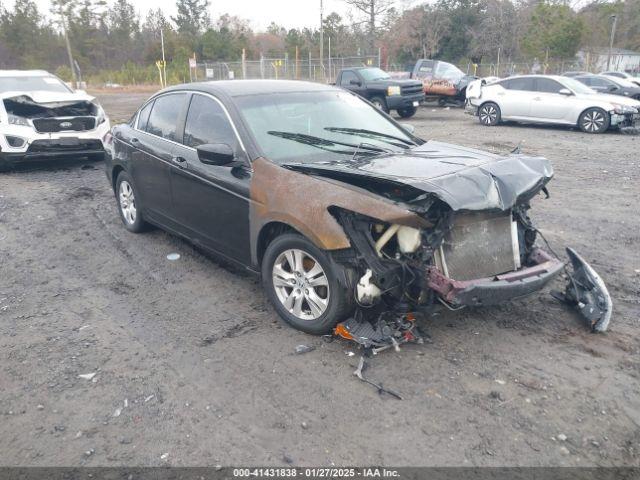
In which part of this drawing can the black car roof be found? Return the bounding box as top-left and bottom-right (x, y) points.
(163, 79), (337, 97)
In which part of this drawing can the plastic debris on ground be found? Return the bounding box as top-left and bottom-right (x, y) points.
(334, 311), (424, 355)
(294, 344), (315, 354)
(166, 253), (181, 261)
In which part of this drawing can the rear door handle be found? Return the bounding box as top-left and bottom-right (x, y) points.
(172, 156), (187, 168)
(130, 137), (139, 144)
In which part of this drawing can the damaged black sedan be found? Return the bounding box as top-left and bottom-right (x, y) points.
(105, 80), (612, 345)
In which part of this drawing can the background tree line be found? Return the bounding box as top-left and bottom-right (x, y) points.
(0, 0), (638, 84)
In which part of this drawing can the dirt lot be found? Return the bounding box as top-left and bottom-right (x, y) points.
(1, 92), (639, 467)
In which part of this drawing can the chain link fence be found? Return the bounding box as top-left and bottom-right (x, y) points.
(192, 54), (381, 83)
(189, 54), (587, 84)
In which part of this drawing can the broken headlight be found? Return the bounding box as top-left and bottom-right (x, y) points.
(612, 104), (638, 115)
(7, 114), (29, 127)
(95, 105), (107, 125)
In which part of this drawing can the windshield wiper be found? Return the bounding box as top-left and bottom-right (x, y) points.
(324, 127), (416, 149)
(267, 131), (388, 156)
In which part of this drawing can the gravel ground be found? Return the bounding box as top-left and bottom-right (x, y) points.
(0, 92), (639, 467)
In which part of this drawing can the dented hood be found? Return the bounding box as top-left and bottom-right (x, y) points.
(0, 90), (96, 107)
(283, 140), (553, 211)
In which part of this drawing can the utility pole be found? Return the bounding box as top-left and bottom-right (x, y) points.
(319, 0), (324, 79)
(56, 1), (78, 88)
(160, 28), (167, 86)
(607, 15), (618, 71)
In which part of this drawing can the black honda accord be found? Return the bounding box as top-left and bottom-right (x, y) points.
(105, 80), (611, 345)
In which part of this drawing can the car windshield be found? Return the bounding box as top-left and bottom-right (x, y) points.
(358, 68), (390, 81)
(235, 90), (418, 164)
(561, 77), (595, 95)
(0, 75), (72, 93)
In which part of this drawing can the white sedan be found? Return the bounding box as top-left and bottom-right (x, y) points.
(465, 74), (640, 134)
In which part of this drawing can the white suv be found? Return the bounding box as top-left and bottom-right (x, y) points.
(466, 74), (640, 134)
(0, 70), (110, 171)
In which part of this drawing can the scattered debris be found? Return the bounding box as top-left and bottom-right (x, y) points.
(166, 253), (180, 261)
(78, 373), (96, 380)
(160, 453), (169, 460)
(119, 437), (132, 445)
(36, 404), (44, 410)
(295, 344), (315, 354)
(353, 356), (402, 400)
(301, 421), (308, 429)
(84, 449), (94, 457)
(495, 379), (506, 385)
(335, 312), (423, 354)
(113, 408), (122, 418)
(345, 351), (355, 357)
(78, 325), (92, 331)
(144, 395), (155, 403)
(558, 433), (567, 441)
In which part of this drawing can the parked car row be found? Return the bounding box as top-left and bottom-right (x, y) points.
(466, 74), (640, 133)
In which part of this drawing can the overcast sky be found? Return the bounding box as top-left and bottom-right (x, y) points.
(10, 0), (372, 30)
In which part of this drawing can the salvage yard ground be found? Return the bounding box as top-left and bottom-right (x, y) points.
(0, 92), (639, 467)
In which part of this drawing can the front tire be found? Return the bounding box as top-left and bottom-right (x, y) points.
(262, 234), (353, 335)
(115, 171), (147, 233)
(479, 102), (501, 126)
(578, 108), (609, 134)
(370, 96), (389, 113)
(397, 106), (417, 118)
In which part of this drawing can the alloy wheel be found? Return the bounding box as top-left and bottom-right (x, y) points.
(272, 248), (329, 321)
(582, 110), (605, 133)
(119, 180), (137, 225)
(479, 104), (498, 125)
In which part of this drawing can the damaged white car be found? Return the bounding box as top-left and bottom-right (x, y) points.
(0, 70), (110, 171)
(466, 74), (640, 134)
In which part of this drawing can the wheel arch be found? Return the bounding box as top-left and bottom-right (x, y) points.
(256, 221), (303, 267)
(111, 165), (125, 192)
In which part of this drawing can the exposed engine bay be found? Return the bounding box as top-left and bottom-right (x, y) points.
(329, 191), (611, 350)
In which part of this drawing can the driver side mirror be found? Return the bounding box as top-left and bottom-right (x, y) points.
(558, 88), (573, 96)
(349, 79), (362, 86)
(197, 143), (235, 166)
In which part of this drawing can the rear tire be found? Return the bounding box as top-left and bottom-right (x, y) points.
(115, 171), (147, 233)
(397, 106), (417, 118)
(578, 108), (609, 134)
(370, 96), (389, 113)
(478, 102), (501, 126)
(262, 233), (353, 335)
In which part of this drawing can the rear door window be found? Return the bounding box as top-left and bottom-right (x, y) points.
(137, 101), (154, 131)
(145, 93), (186, 142)
(500, 77), (535, 91)
(183, 94), (236, 149)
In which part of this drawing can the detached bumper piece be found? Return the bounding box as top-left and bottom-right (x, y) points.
(552, 247), (612, 333)
(335, 311), (423, 353)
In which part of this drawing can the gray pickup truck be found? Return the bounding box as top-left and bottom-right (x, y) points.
(335, 67), (425, 118)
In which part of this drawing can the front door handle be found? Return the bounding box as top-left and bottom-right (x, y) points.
(172, 156), (187, 168)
